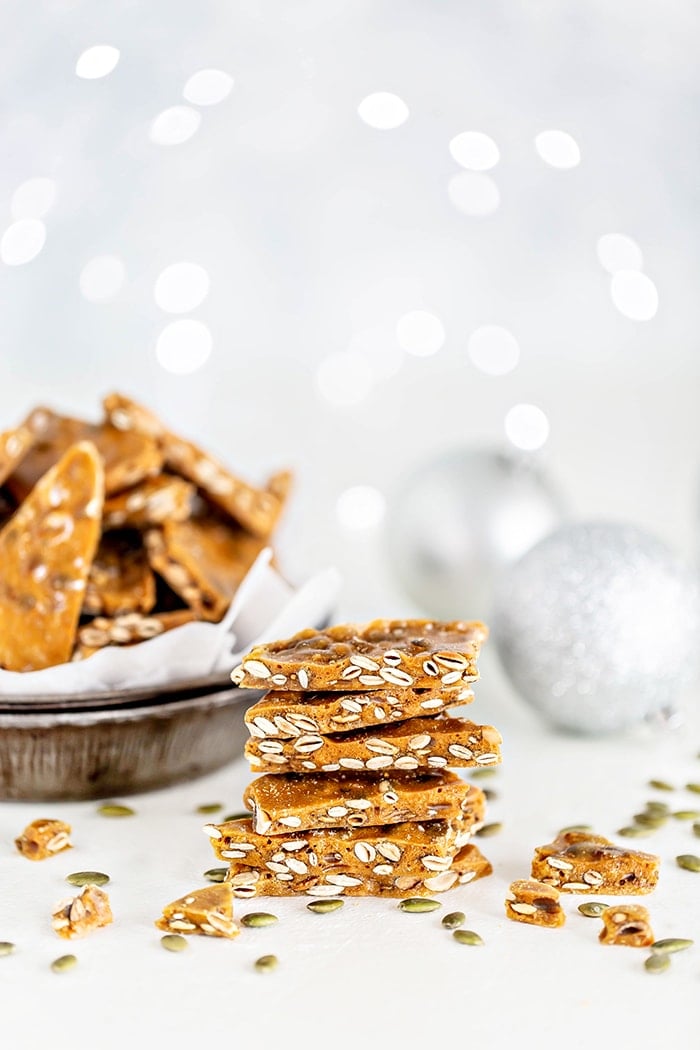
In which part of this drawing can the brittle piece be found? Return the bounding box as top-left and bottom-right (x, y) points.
(245, 715), (501, 774)
(145, 516), (264, 622)
(243, 771), (485, 834)
(52, 885), (113, 939)
(103, 393), (289, 538)
(225, 843), (492, 899)
(83, 530), (156, 616)
(245, 683), (474, 738)
(531, 831), (660, 895)
(0, 486), (17, 528)
(15, 819), (72, 860)
(102, 475), (195, 529)
(231, 619), (488, 692)
(0, 420), (36, 486)
(0, 441), (104, 671)
(8, 408), (161, 499)
(505, 879), (565, 928)
(155, 883), (239, 938)
(74, 609), (196, 659)
(599, 904), (654, 947)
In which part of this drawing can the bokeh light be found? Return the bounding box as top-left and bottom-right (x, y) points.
(154, 262), (210, 313)
(505, 403), (550, 450)
(11, 178), (56, 220)
(467, 325), (520, 375)
(336, 485), (387, 530)
(610, 270), (659, 321)
(155, 319), (213, 374)
(448, 172), (500, 216)
(534, 129), (581, 169)
(348, 327), (404, 382)
(1, 219), (46, 266)
(597, 234), (643, 274)
(150, 107), (201, 146)
(396, 310), (445, 357)
(183, 69), (234, 106)
(449, 131), (499, 171)
(79, 254), (125, 302)
(75, 45), (120, 80)
(357, 92), (409, 130)
(316, 353), (374, 406)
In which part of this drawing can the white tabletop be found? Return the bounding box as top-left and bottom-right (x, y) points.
(2, 646), (698, 1050)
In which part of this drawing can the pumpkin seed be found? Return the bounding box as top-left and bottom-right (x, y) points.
(0, 941), (15, 956)
(254, 953), (278, 972)
(644, 953), (670, 974)
(51, 954), (77, 973)
(441, 911), (465, 930)
(453, 929), (483, 946)
(97, 803), (135, 817)
(469, 768), (498, 779)
(398, 897), (441, 913)
(650, 938), (693, 955)
(482, 788), (498, 801)
(673, 810), (700, 821)
(203, 867), (228, 883)
(686, 783), (700, 794)
(617, 825), (653, 838)
(66, 871), (110, 888)
(676, 854), (700, 872)
(578, 901), (608, 918)
(633, 813), (666, 828)
(241, 912), (278, 928)
(693, 822), (700, 839)
(221, 811), (249, 823)
(160, 934), (188, 952)
(475, 822), (502, 838)
(559, 824), (592, 834)
(196, 803), (222, 815)
(645, 801), (670, 816)
(648, 779), (674, 791)
(307, 899), (344, 914)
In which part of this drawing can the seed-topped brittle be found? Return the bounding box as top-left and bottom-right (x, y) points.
(74, 608), (196, 659)
(145, 515), (265, 622)
(103, 393), (290, 538)
(599, 904), (654, 947)
(0, 420), (37, 487)
(15, 818), (72, 860)
(245, 715), (501, 775)
(225, 842), (492, 899)
(102, 474), (195, 529)
(232, 619), (487, 692)
(52, 884), (113, 939)
(243, 771), (485, 835)
(531, 830), (660, 894)
(0, 441), (104, 671)
(505, 879), (565, 928)
(245, 683), (474, 738)
(83, 530), (156, 616)
(155, 882), (239, 938)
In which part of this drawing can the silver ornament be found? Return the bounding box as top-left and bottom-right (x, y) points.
(493, 522), (700, 734)
(385, 448), (565, 619)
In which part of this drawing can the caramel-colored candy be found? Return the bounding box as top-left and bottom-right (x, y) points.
(599, 904), (654, 947)
(15, 819), (72, 860)
(74, 608), (196, 659)
(243, 771), (485, 835)
(231, 619), (487, 692)
(505, 879), (565, 928)
(8, 408), (161, 499)
(531, 831), (660, 894)
(145, 516), (265, 622)
(0, 441), (104, 671)
(52, 885), (113, 939)
(244, 715), (501, 775)
(0, 421), (36, 486)
(102, 474), (195, 529)
(245, 683), (474, 738)
(83, 531), (156, 616)
(225, 842), (492, 899)
(103, 393), (290, 538)
(155, 883), (239, 938)
(0, 487), (17, 529)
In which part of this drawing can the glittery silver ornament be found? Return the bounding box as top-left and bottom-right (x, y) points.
(386, 448), (565, 619)
(493, 522), (700, 734)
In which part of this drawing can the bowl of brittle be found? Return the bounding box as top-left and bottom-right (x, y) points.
(0, 394), (339, 800)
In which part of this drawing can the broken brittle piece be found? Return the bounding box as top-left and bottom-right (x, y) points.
(155, 882), (239, 938)
(0, 441), (104, 671)
(102, 474), (195, 529)
(0, 421), (37, 487)
(505, 879), (565, 928)
(52, 884), (113, 939)
(244, 683), (474, 738)
(599, 904), (654, 947)
(83, 530), (156, 616)
(15, 818), (72, 860)
(231, 619), (488, 692)
(243, 770), (485, 835)
(531, 830), (660, 894)
(244, 715), (501, 774)
(74, 609), (196, 659)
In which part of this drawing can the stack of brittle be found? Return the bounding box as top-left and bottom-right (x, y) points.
(0, 394), (291, 672)
(205, 619), (502, 899)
